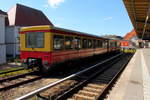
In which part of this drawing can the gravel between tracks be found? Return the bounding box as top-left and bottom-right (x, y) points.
(0, 78), (59, 100)
(0, 63), (21, 70)
(0, 53), (118, 100)
(38, 54), (132, 100)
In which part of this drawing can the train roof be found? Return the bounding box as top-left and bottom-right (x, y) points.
(51, 26), (108, 40)
(20, 25), (109, 40)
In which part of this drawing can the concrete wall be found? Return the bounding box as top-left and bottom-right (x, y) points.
(0, 16), (5, 43)
(0, 15), (6, 64)
(5, 26), (20, 58)
(0, 45), (6, 64)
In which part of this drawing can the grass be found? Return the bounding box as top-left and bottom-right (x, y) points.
(0, 68), (35, 78)
(0, 67), (24, 74)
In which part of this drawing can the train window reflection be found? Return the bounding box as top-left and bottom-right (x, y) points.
(88, 39), (92, 48)
(82, 39), (88, 48)
(53, 35), (64, 50)
(26, 32), (44, 48)
(65, 36), (73, 50)
(74, 37), (81, 49)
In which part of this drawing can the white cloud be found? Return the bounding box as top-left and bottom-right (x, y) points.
(48, 0), (65, 8)
(104, 17), (112, 21)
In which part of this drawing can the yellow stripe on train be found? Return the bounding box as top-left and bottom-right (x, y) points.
(20, 25), (51, 32)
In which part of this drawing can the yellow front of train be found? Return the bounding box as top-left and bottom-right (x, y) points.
(20, 25), (53, 71)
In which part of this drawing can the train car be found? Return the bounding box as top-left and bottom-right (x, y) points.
(108, 40), (120, 52)
(120, 40), (136, 53)
(20, 25), (119, 72)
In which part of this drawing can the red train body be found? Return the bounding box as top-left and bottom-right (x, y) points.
(20, 25), (120, 72)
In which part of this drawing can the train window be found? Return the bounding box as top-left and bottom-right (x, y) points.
(65, 36), (73, 50)
(103, 41), (108, 48)
(97, 40), (103, 48)
(93, 39), (97, 48)
(82, 39), (88, 49)
(53, 35), (64, 50)
(36, 33), (44, 48)
(74, 37), (81, 49)
(26, 32), (44, 48)
(88, 39), (92, 48)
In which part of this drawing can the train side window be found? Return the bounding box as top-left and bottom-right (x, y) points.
(103, 41), (107, 48)
(82, 39), (88, 49)
(97, 40), (103, 48)
(88, 39), (92, 48)
(97, 40), (100, 48)
(93, 39), (97, 48)
(53, 35), (64, 50)
(74, 37), (81, 50)
(65, 36), (73, 50)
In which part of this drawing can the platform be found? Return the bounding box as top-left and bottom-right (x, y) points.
(106, 49), (150, 100)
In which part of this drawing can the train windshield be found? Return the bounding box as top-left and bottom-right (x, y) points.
(26, 32), (44, 48)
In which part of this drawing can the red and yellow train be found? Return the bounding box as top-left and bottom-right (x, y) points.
(20, 25), (120, 72)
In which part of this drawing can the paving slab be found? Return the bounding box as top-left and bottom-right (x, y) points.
(106, 49), (150, 100)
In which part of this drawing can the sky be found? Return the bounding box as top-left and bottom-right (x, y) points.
(0, 0), (133, 36)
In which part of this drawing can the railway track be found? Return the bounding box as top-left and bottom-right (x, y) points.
(0, 71), (42, 91)
(15, 53), (133, 100)
(0, 67), (26, 77)
(0, 67), (35, 79)
(0, 67), (24, 75)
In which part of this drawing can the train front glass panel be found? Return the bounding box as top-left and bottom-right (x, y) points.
(26, 32), (44, 48)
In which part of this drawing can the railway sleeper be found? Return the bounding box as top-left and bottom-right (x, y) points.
(87, 84), (105, 89)
(83, 87), (103, 93)
(78, 90), (99, 97)
(73, 94), (96, 100)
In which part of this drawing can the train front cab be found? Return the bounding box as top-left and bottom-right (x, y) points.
(20, 25), (52, 71)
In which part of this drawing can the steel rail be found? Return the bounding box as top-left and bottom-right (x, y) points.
(56, 56), (121, 100)
(98, 54), (133, 99)
(0, 71), (37, 83)
(57, 54), (133, 100)
(0, 76), (42, 91)
(0, 67), (24, 75)
(15, 53), (123, 100)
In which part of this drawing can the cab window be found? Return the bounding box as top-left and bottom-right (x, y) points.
(26, 32), (44, 48)
(53, 35), (64, 50)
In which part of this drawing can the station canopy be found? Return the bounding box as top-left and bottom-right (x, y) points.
(123, 0), (150, 40)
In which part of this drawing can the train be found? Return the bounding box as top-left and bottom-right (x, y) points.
(20, 25), (120, 72)
(120, 40), (136, 53)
